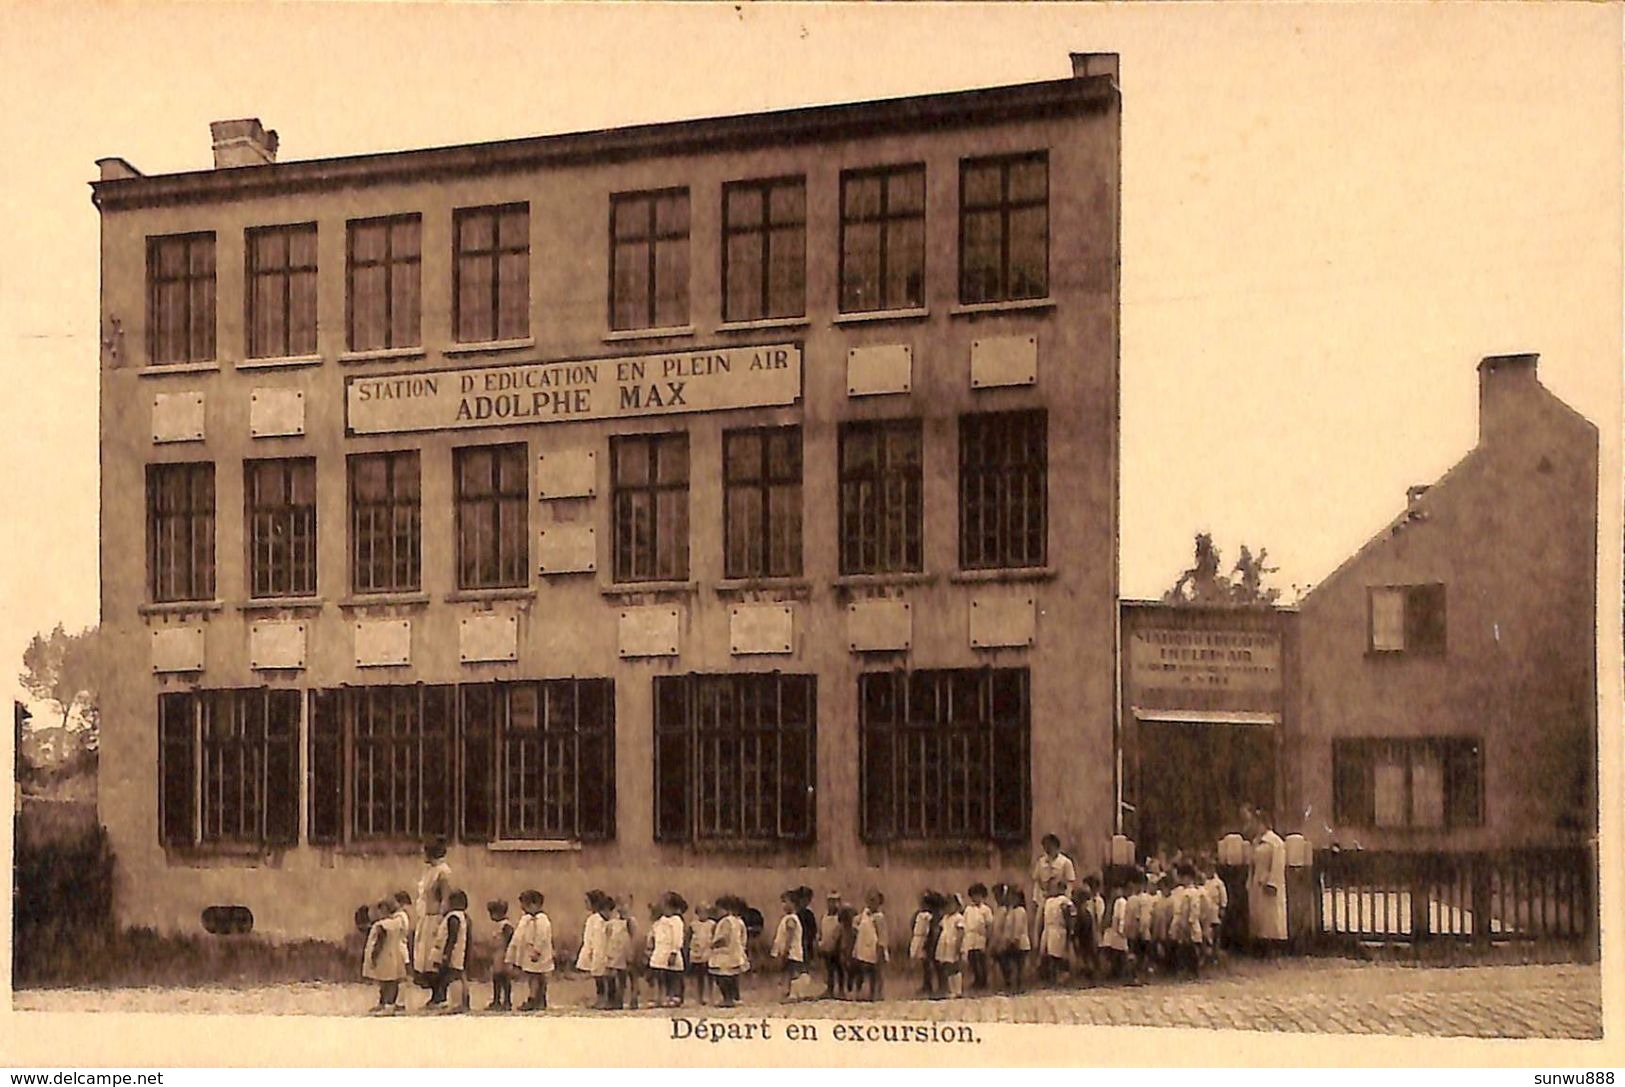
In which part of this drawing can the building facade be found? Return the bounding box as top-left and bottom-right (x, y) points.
(1295, 354), (1598, 852)
(94, 57), (1122, 940)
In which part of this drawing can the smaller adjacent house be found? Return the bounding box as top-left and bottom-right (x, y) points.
(1295, 353), (1598, 852)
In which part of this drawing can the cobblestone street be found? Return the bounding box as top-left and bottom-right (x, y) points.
(15, 959), (1600, 1039)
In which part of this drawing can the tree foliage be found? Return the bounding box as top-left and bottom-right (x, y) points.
(1163, 532), (1285, 607)
(19, 623), (101, 739)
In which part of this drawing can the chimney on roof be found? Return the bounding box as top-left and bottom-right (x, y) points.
(210, 118), (279, 169)
(1477, 352), (1539, 447)
(96, 157), (143, 182)
(1070, 52), (1119, 82)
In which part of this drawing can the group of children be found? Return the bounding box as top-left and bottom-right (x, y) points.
(357, 855), (1232, 1014)
(908, 855), (1232, 999)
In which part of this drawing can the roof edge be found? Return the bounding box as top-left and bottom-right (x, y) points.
(92, 74), (1115, 212)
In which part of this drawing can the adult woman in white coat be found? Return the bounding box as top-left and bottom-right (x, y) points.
(411, 838), (453, 1004)
(1243, 805), (1288, 954)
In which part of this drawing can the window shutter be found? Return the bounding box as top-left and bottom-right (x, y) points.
(423, 685), (456, 839)
(777, 676), (815, 842)
(264, 689), (300, 845)
(307, 689), (343, 845)
(1331, 741), (1372, 827)
(858, 672), (897, 843)
(459, 684), (497, 842)
(576, 679), (616, 841)
(989, 669), (1030, 843)
(653, 675), (691, 842)
(158, 693), (196, 848)
(1407, 584), (1447, 655)
(1445, 739), (1482, 828)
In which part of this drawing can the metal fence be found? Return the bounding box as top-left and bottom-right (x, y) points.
(1314, 847), (1593, 947)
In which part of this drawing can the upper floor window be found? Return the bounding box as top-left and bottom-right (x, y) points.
(349, 450), (421, 594)
(723, 426), (803, 579)
(960, 410), (1047, 569)
(612, 432), (689, 582)
(1333, 737), (1482, 829)
(959, 152), (1048, 304)
(454, 203), (529, 344)
(245, 457), (316, 599)
(347, 214), (422, 352)
(147, 461), (215, 603)
(454, 443), (529, 590)
(611, 188), (690, 331)
(723, 177), (805, 322)
(840, 164), (925, 313)
(147, 232), (216, 365)
(246, 223), (318, 359)
(839, 418), (923, 575)
(1369, 584), (1447, 655)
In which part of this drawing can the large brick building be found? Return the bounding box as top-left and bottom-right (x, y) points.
(92, 56), (1122, 940)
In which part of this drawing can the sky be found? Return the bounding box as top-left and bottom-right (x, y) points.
(0, 2), (1619, 714)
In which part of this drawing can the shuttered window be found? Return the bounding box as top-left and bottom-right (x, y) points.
(1332, 737), (1482, 829)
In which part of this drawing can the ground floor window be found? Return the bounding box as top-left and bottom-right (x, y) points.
(158, 689), (299, 848)
(307, 681), (613, 846)
(858, 668), (1028, 843)
(653, 673), (815, 843)
(461, 679), (616, 842)
(1333, 736), (1482, 829)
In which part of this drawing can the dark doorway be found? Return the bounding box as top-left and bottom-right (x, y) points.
(1136, 721), (1275, 859)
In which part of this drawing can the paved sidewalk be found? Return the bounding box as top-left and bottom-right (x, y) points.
(13, 959), (1600, 1039)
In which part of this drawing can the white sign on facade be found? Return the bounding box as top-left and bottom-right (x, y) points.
(346, 344), (801, 435)
(1129, 627), (1283, 694)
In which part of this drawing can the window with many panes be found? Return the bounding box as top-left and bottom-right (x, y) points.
(454, 444), (528, 590)
(723, 426), (802, 579)
(859, 668), (1029, 843)
(840, 164), (926, 313)
(158, 689), (299, 848)
(246, 223), (318, 359)
(612, 432), (689, 582)
(959, 152), (1048, 304)
(347, 214), (422, 351)
(245, 458), (316, 598)
(453, 203), (529, 343)
(723, 177), (805, 322)
(1368, 584), (1447, 655)
(960, 410), (1047, 569)
(1333, 737), (1481, 829)
(459, 679), (616, 842)
(349, 451), (421, 594)
(838, 419), (923, 575)
(147, 232), (216, 365)
(308, 685), (454, 843)
(148, 462), (216, 603)
(610, 189), (690, 331)
(307, 680), (615, 846)
(653, 673), (815, 843)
